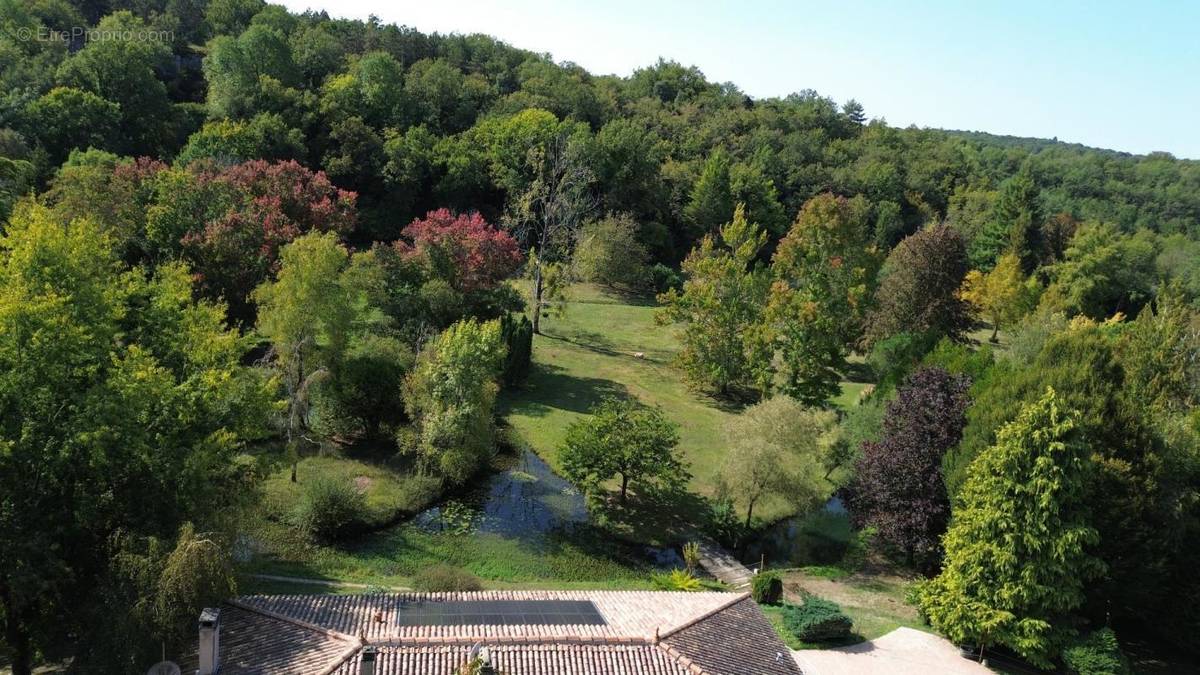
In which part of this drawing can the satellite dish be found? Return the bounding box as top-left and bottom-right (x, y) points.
(147, 662), (181, 675)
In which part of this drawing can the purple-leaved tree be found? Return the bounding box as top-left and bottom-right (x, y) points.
(848, 366), (971, 573)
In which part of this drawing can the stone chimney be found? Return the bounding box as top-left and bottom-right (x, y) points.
(358, 645), (377, 675)
(197, 607), (221, 675)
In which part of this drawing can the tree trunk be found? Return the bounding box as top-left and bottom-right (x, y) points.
(989, 321), (999, 342)
(744, 498), (756, 530)
(619, 474), (628, 504)
(532, 263), (544, 335)
(0, 581), (32, 675)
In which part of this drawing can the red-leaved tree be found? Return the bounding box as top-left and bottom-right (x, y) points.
(847, 366), (972, 573)
(180, 160), (357, 323)
(399, 208), (523, 294)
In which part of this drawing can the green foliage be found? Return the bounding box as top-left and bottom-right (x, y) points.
(867, 330), (940, 394)
(412, 564), (484, 592)
(25, 86), (120, 163)
(651, 568), (703, 592)
(781, 595), (853, 642)
(766, 193), (880, 404)
(0, 203), (268, 670)
(1041, 223), (1158, 320)
(560, 397), (688, 504)
(253, 232), (356, 472)
(657, 204), (770, 396)
(917, 388), (1102, 668)
(313, 333), (414, 440)
(960, 252), (1041, 337)
(290, 475), (367, 542)
(681, 541), (701, 574)
(1062, 628), (1130, 675)
(722, 396), (839, 527)
(684, 149), (734, 239)
(175, 113), (306, 166)
(403, 318), (506, 483)
(573, 213), (651, 289)
(648, 263), (683, 293)
(863, 225), (972, 350)
(499, 312), (534, 386)
(751, 571), (783, 605)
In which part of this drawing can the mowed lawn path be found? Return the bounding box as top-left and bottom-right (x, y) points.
(501, 284), (795, 520)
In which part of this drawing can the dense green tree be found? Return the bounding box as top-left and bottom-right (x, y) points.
(658, 204), (771, 397)
(253, 232), (356, 481)
(974, 164), (1042, 272)
(862, 224), (972, 349)
(405, 57), (490, 134)
(204, 23), (300, 120)
(54, 11), (177, 155)
(403, 318), (506, 483)
(918, 388), (1102, 668)
(560, 397), (687, 504)
(766, 194), (880, 404)
(175, 112), (305, 166)
(573, 213), (651, 289)
(1041, 223), (1158, 320)
(684, 149), (734, 240)
(0, 204), (269, 674)
(722, 396), (839, 528)
(24, 86), (120, 163)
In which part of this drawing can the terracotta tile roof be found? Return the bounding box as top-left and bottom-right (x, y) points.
(190, 590), (803, 675)
(183, 603), (358, 675)
(334, 644), (689, 675)
(659, 596), (799, 675)
(237, 590), (740, 642)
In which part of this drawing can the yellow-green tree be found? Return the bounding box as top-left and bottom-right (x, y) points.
(766, 194), (880, 404)
(657, 204), (770, 397)
(403, 319), (506, 483)
(960, 252), (1040, 341)
(253, 232), (356, 481)
(917, 388), (1102, 668)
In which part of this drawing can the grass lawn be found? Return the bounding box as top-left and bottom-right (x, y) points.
(762, 567), (930, 649)
(502, 283), (865, 524)
(501, 284), (740, 498)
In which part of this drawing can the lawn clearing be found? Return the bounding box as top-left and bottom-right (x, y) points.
(763, 567), (930, 649)
(502, 283), (857, 523)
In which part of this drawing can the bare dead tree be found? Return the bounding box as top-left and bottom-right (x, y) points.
(507, 132), (597, 334)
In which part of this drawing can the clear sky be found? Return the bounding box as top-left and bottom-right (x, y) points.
(276, 0), (1200, 158)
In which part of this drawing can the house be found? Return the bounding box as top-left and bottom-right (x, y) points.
(187, 589), (802, 674)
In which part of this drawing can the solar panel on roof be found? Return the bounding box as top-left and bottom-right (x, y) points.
(395, 599), (606, 626)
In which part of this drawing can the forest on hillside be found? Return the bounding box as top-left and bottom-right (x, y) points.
(1, 0), (1199, 673)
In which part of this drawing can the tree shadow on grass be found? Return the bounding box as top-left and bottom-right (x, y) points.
(501, 362), (629, 417)
(594, 488), (714, 548)
(840, 361), (876, 384)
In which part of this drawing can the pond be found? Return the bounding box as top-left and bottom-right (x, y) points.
(413, 449), (588, 539)
(740, 496), (852, 568)
(412, 449), (685, 569)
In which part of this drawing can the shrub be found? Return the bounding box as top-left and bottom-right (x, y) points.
(781, 595), (853, 642)
(499, 313), (533, 386)
(1062, 628), (1129, 675)
(751, 571), (783, 605)
(412, 564), (483, 592)
(291, 475), (366, 541)
(649, 263), (683, 293)
(681, 541), (701, 575)
(705, 494), (744, 548)
(651, 569), (702, 592)
(573, 213), (650, 289)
